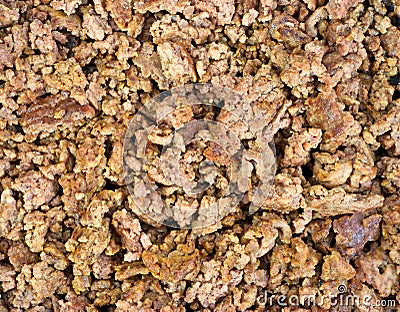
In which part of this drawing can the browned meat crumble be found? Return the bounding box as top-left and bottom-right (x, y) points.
(0, 0), (400, 311)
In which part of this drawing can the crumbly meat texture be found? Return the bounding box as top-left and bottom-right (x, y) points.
(0, 0), (400, 311)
